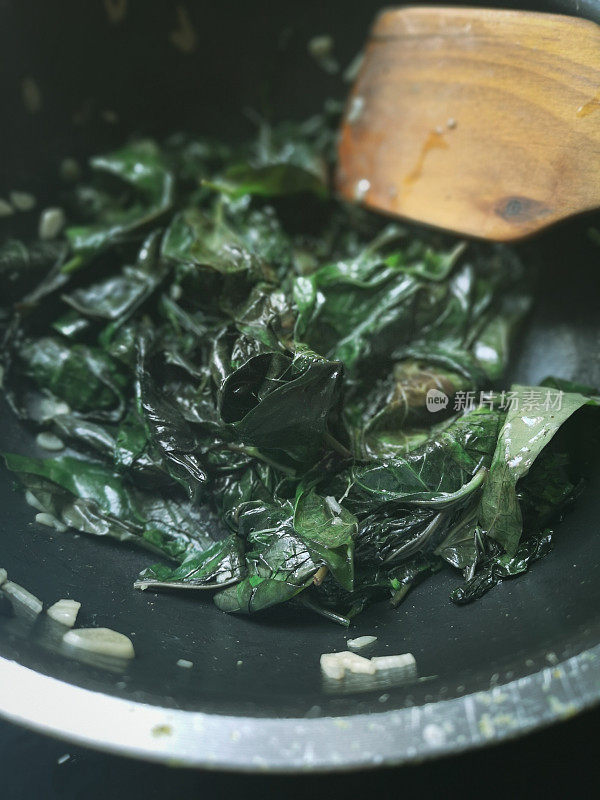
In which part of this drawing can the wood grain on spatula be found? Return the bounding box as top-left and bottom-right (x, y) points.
(336, 7), (600, 241)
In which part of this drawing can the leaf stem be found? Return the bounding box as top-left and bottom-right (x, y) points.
(301, 595), (350, 627)
(60, 254), (85, 274)
(227, 444), (296, 477)
(390, 584), (410, 607)
(313, 565), (329, 586)
(323, 431), (353, 460)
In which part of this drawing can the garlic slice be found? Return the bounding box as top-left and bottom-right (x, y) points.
(347, 635), (377, 649)
(2, 581), (43, 615)
(47, 599), (81, 627)
(63, 628), (135, 659)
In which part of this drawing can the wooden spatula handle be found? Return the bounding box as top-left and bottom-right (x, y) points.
(337, 7), (600, 240)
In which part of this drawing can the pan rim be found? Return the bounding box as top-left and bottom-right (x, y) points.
(0, 643), (598, 772)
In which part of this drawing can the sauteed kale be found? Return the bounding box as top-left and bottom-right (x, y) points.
(1, 110), (598, 625)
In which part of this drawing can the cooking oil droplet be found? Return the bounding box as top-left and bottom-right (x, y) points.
(403, 130), (448, 187)
(576, 93), (600, 117)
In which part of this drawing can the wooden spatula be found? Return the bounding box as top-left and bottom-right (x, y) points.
(336, 6), (600, 241)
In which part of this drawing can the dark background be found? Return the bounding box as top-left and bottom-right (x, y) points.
(3, 0), (600, 190)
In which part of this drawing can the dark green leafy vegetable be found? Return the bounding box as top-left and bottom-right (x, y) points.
(205, 116), (330, 199)
(0, 239), (66, 306)
(293, 489), (357, 590)
(16, 337), (128, 419)
(450, 530), (554, 604)
(480, 386), (599, 555)
(162, 208), (268, 277)
(212, 501), (319, 614)
(65, 141), (174, 262)
(219, 344), (346, 465)
(3, 452), (218, 561)
(136, 535), (246, 590)
(1, 110), (598, 627)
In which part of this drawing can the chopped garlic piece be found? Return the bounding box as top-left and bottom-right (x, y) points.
(38, 207), (65, 240)
(25, 490), (46, 513)
(47, 599), (81, 627)
(176, 659), (193, 669)
(2, 581), (43, 615)
(63, 628), (135, 659)
(320, 650), (377, 679)
(340, 651), (376, 674)
(0, 568), (7, 586)
(308, 34), (333, 59)
(10, 191), (36, 211)
(35, 513), (67, 533)
(371, 653), (416, 675)
(39, 398), (71, 421)
(320, 652), (346, 680)
(36, 432), (65, 451)
(60, 157), (81, 183)
(21, 78), (42, 113)
(321, 650), (417, 680)
(325, 495), (342, 515)
(347, 635), (378, 649)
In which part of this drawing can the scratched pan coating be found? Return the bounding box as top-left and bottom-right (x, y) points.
(0, 0), (599, 770)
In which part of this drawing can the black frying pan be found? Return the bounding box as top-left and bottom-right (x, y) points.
(1, 0), (599, 770)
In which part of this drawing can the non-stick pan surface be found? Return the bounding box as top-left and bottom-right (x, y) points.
(1, 0), (599, 771)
